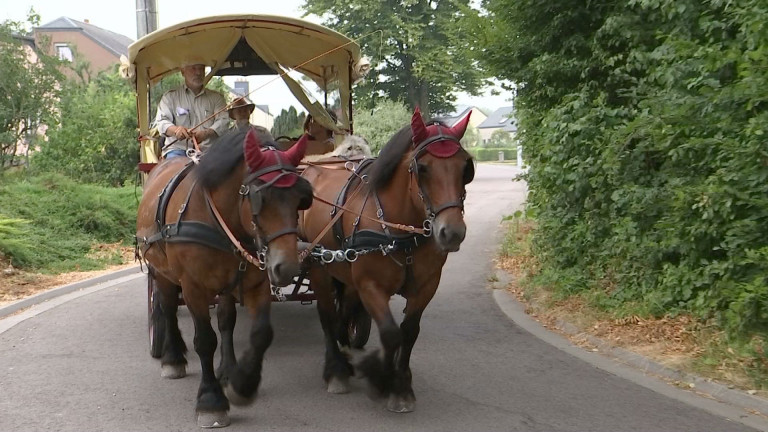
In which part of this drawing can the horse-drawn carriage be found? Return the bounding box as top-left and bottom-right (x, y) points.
(127, 14), (475, 429)
(124, 14), (373, 358)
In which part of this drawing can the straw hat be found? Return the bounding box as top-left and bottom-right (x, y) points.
(228, 97), (256, 119)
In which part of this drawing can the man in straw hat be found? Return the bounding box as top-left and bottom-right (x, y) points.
(227, 96), (274, 141)
(154, 54), (229, 159)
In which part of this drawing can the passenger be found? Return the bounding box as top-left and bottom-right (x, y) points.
(154, 55), (229, 159)
(303, 109), (338, 155)
(227, 97), (275, 141)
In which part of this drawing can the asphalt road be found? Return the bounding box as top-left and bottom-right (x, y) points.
(0, 164), (765, 431)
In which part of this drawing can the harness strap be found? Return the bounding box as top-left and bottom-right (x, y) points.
(204, 188), (265, 269)
(312, 194), (428, 236)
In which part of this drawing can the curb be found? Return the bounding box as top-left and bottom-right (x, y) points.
(0, 265), (143, 319)
(490, 273), (768, 431)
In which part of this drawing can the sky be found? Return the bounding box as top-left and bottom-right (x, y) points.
(2, 0), (514, 115)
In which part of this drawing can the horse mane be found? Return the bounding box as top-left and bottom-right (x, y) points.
(368, 118), (448, 190)
(368, 124), (413, 190)
(196, 128), (276, 189)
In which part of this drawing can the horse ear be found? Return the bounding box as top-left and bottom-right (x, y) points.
(243, 129), (264, 170)
(411, 107), (428, 145)
(283, 133), (309, 166)
(449, 111), (472, 139)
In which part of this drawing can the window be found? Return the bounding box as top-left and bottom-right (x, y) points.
(55, 43), (73, 62)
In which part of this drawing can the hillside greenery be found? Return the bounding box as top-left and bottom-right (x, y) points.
(0, 173), (138, 273)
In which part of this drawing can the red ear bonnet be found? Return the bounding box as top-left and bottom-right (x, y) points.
(243, 128), (301, 187)
(449, 111), (471, 139)
(411, 107), (429, 145)
(411, 108), (471, 158)
(243, 129), (264, 171)
(284, 134), (309, 166)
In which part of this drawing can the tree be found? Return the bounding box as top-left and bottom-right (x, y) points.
(352, 99), (411, 154)
(302, 0), (490, 117)
(271, 106), (306, 138)
(0, 14), (63, 171)
(486, 129), (514, 148)
(32, 67), (138, 186)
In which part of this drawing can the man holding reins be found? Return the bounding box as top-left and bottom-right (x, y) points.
(154, 55), (229, 159)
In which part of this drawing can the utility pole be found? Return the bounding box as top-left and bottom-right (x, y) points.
(136, 0), (158, 39)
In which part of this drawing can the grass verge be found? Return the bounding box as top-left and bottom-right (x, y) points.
(498, 211), (768, 396)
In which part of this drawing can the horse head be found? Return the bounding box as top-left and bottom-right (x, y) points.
(241, 130), (313, 285)
(409, 107), (475, 252)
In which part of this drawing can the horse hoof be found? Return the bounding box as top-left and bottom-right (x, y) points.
(197, 411), (230, 428)
(327, 376), (350, 394)
(161, 364), (186, 379)
(223, 382), (255, 407)
(386, 395), (415, 413)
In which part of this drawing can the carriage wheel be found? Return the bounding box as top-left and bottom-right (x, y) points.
(147, 275), (165, 359)
(347, 304), (371, 349)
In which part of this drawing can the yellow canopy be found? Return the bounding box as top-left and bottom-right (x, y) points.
(125, 14), (370, 163)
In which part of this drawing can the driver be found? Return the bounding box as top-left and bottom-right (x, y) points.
(154, 55), (229, 159)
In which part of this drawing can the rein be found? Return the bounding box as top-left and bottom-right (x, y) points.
(203, 188), (266, 270)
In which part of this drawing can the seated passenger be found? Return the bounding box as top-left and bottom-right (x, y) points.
(303, 109), (338, 155)
(228, 97), (275, 141)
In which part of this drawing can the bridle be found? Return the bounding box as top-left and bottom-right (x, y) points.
(240, 156), (303, 246)
(206, 148), (306, 269)
(408, 125), (468, 231)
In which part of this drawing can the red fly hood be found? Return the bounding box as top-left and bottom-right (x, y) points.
(243, 130), (309, 187)
(411, 107), (471, 158)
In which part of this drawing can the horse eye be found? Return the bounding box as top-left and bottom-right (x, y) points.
(417, 163), (428, 175)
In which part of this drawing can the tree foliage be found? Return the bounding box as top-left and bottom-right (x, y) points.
(32, 67), (138, 186)
(352, 99), (412, 154)
(271, 106), (306, 138)
(0, 15), (63, 171)
(301, 0), (489, 117)
(481, 0), (768, 339)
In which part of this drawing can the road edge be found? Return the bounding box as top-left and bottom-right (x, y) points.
(491, 282), (768, 432)
(0, 265), (143, 319)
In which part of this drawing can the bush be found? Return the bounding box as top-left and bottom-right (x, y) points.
(0, 173), (138, 272)
(467, 147), (517, 162)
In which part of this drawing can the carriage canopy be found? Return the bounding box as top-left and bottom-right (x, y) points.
(123, 14), (370, 163)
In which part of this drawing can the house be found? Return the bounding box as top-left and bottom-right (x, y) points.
(33, 17), (133, 74)
(434, 105), (487, 129)
(433, 105), (487, 147)
(477, 106), (517, 144)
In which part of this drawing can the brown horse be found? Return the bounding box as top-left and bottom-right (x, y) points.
(136, 129), (312, 428)
(299, 108), (474, 412)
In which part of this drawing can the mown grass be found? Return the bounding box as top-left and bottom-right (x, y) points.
(0, 172), (139, 273)
(499, 211), (768, 392)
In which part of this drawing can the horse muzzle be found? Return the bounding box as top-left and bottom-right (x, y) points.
(432, 214), (466, 253)
(265, 249), (301, 287)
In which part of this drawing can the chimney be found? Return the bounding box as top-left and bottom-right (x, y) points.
(136, 0), (158, 38)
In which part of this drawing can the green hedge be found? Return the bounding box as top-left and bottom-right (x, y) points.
(467, 147), (517, 162)
(482, 0), (768, 339)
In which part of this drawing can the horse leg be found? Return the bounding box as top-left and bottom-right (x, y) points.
(355, 283), (402, 404)
(185, 289), (230, 428)
(387, 280), (439, 413)
(216, 292), (237, 385)
(222, 282), (272, 406)
(155, 274), (187, 379)
(313, 269), (353, 393)
(387, 308), (422, 412)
